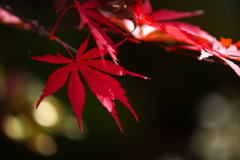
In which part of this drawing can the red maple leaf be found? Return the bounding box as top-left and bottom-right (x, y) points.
(50, 0), (124, 62)
(29, 35), (148, 132)
(74, 0), (126, 62)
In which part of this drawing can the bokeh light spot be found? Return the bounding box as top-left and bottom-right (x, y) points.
(33, 101), (60, 127)
(3, 115), (31, 141)
(35, 133), (57, 156)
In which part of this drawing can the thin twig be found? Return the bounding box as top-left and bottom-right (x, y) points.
(0, 3), (77, 53)
(149, 42), (234, 66)
(43, 25), (80, 30)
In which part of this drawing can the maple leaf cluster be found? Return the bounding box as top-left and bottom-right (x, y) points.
(26, 0), (240, 131)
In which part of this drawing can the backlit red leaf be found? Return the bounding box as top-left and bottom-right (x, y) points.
(36, 64), (72, 108)
(68, 65), (85, 131)
(161, 21), (214, 43)
(219, 57), (240, 77)
(162, 25), (210, 50)
(29, 53), (73, 64)
(80, 48), (102, 60)
(76, 35), (90, 59)
(84, 66), (139, 122)
(73, 0), (121, 61)
(152, 9), (203, 21)
(79, 67), (124, 132)
(31, 36), (147, 131)
(86, 59), (148, 79)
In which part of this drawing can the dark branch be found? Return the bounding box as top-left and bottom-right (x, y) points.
(0, 3), (77, 53)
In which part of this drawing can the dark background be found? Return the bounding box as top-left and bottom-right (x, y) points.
(0, 0), (240, 159)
